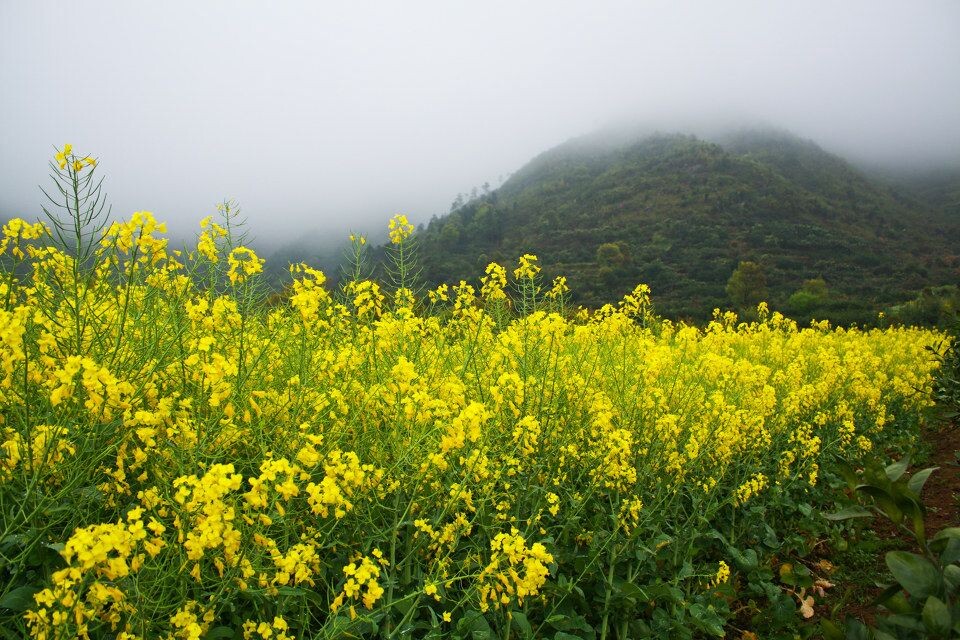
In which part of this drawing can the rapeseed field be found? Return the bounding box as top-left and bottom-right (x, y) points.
(0, 147), (943, 639)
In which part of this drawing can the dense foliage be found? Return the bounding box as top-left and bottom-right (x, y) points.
(0, 147), (948, 639)
(416, 130), (960, 323)
(888, 286), (960, 329)
(930, 317), (960, 423)
(824, 457), (960, 639)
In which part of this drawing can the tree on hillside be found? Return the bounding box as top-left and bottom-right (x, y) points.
(596, 242), (628, 268)
(726, 261), (767, 309)
(787, 278), (829, 314)
(440, 222), (462, 250)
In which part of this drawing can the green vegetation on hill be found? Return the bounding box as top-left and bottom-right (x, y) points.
(415, 130), (960, 323)
(869, 164), (960, 219)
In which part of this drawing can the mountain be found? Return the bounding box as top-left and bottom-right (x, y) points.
(415, 129), (960, 323)
(865, 164), (960, 220)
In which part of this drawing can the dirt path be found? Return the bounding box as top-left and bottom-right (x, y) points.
(917, 424), (960, 534)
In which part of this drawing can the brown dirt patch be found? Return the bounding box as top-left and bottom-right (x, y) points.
(919, 424), (960, 534)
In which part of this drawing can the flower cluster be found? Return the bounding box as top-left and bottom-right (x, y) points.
(735, 472), (769, 506)
(512, 253), (540, 280)
(711, 560), (731, 588)
(388, 214), (414, 244)
(54, 143), (96, 172)
(330, 553), (388, 614)
(227, 246), (265, 284)
(477, 529), (554, 611)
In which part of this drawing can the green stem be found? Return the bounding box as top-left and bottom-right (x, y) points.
(599, 542), (619, 640)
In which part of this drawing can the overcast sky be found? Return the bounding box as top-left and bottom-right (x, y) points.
(1, 1), (958, 245)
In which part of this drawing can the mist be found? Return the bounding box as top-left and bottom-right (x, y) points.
(1, 1), (958, 249)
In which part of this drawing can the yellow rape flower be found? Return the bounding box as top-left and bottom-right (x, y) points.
(513, 253), (540, 280)
(388, 214), (414, 244)
(227, 246), (265, 284)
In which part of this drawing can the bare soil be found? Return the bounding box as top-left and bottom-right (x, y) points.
(918, 425), (960, 534)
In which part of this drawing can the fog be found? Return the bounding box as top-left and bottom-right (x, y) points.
(1, 1), (958, 248)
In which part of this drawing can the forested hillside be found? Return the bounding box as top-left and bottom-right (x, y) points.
(415, 130), (959, 322)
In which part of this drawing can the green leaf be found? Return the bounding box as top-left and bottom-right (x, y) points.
(880, 590), (914, 615)
(932, 527), (960, 542)
(836, 462), (860, 490)
(762, 524), (779, 548)
(819, 618), (843, 640)
(823, 505), (874, 521)
(727, 546), (758, 571)
(897, 497), (926, 545)
(885, 455), (911, 482)
(546, 614), (593, 634)
(510, 611), (533, 640)
(646, 533), (673, 557)
(687, 603), (725, 637)
(205, 627), (236, 640)
(922, 596), (951, 637)
(843, 617), (871, 640)
(907, 467), (938, 497)
(858, 485), (903, 524)
(457, 610), (492, 638)
(886, 551), (941, 599)
(0, 586), (40, 612)
(617, 581), (646, 603)
(641, 583), (683, 603)
(779, 562), (813, 588)
(553, 633), (585, 640)
(871, 582), (904, 607)
(943, 564), (960, 592)
(885, 613), (926, 631)
(932, 537), (960, 565)
(391, 596), (415, 616)
(276, 585), (325, 606)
